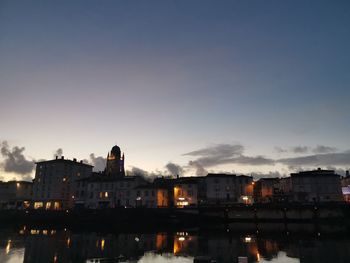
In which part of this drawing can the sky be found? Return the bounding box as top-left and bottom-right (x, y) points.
(1, 0), (350, 181)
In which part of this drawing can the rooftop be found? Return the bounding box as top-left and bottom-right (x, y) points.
(36, 156), (93, 167)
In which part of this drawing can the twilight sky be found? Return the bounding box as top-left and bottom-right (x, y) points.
(1, 0), (350, 181)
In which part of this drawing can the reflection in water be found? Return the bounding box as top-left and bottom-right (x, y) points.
(0, 224), (350, 262)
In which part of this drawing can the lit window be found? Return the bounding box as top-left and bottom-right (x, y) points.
(34, 202), (43, 209)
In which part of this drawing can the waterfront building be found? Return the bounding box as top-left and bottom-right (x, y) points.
(205, 174), (254, 205)
(0, 181), (32, 209)
(290, 169), (343, 203)
(253, 178), (280, 203)
(133, 184), (169, 208)
(274, 177), (293, 202)
(32, 156), (93, 210)
(83, 175), (147, 209)
(340, 171), (350, 202)
(173, 177), (199, 208)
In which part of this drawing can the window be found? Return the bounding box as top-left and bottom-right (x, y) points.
(34, 202), (43, 209)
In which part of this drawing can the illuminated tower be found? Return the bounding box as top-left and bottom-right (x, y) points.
(105, 145), (125, 177)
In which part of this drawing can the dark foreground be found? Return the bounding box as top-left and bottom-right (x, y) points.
(1, 203), (350, 229)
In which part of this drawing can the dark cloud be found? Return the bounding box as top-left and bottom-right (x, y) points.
(53, 148), (63, 158)
(184, 143), (274, 168)
(275, 147), (288, 153)
(313, 145), (337, 154)
(292, 146), (309, 154)
(127, 166), (162, 181)
(89, 154), (106, 172)
(277, 152), (350, 167)
(250, 171), (284, 179)
(275, 145), (338, 155)
(165, 162), (183, 176)
(188, 161), (208, 176)
(184, 144), (243, 158)
(0, 141), (35, 179)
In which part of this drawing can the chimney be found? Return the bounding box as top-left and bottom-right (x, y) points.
(80, 160), (83, 163)
(55, 156), (58, 160)
(73, 158), (77, 162)
(61, 156), (64, 160)
(346, 171), (349, 177)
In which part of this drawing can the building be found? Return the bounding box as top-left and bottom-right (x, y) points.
(32, 156), (93, 210)
(106, 145), (125, 177)
(253, 178), (280, 203)
(340, 171), (350, 202)
(83, 175), (147, 209)
(290, 169), (343, 203)
(0, 181), (32, 209)
(173, 177), (200, 208)
(134, 184), (169, 208)
(275, 177), (292, 202)
(205, 174), (254, 205)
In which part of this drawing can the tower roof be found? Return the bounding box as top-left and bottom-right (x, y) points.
(111, 145), (121, 155)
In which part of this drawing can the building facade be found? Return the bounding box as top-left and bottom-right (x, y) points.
(291, 169), (343, 203)
(32, 157), (93, 210)
(205, 174), (254, 205)
(253, 178), (280, 203)
(82, 175), (148, 209)
(0, 181), (32, 209)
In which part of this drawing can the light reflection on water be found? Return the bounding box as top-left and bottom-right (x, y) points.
(1, 225), (350, 263)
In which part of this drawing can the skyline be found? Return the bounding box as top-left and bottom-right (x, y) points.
(1, 1), (350, 181)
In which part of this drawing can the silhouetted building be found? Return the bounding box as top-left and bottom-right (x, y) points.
(205, 174), (254, 205)
(253, 178), (280, 203)
(291, 168), (343, 203)
(106, 145), (125, 177)
(82, 175), (147, 209)
(32, 157), (93, 210)
(173, 177), (202, 208)
(0, 181), (32, 209)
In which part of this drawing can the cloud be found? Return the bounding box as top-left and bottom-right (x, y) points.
(313, 145), (337, 154)
(184, 143), (274, 168)
(89, 154), (106, 172)
(0, 141), (35, 179)
(275, 147), (288, 153)
(277, 152), (350, 167)
(184, 144), (243, 158)
(292, 146), (309, 154)
(127, 166), (163, 181)
(53, 148), (63, 158)
(188, 161), (208, 176)
(250, 171), (284, 179)
(165, 162), (183, 176)
(275, 145), (337, 155)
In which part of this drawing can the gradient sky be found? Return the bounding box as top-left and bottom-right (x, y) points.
(1, 0), (350, 181)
